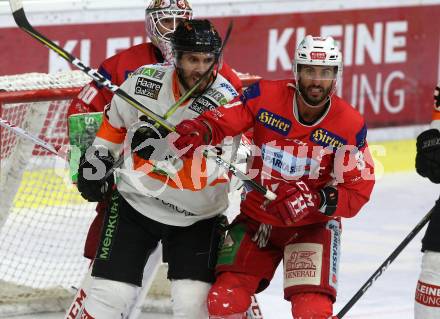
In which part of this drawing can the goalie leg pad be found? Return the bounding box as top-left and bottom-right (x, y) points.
(207, 272), (260, 317)
(171, 279), (211, 319)
(290, 292), (333, 319)
(415, 251), (440, 319)
(82, 277), (138, 319)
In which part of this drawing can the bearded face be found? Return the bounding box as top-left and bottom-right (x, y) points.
(297, 65), (337, 107)
(175, 51), (216, 95)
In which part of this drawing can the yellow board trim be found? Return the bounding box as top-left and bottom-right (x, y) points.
(370, 139), (416, 175)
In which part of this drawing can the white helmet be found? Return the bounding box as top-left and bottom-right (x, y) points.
(293, 35), (343, 108)
(293, 35), (342, 79)
(146, 0), (193, 63)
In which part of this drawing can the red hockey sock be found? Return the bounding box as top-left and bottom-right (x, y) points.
(208, 272), (260, 317)
(290, 292), (333, 319)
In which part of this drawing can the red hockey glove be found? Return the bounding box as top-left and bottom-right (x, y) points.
(174, 119), (212, 158)
(267, 181), (321, 226)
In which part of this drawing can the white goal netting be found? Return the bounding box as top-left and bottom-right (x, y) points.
(0, 71), (173, 317)
(0, 71), (95, 316)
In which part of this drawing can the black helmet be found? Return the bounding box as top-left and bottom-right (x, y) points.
(171, 19), (222, 56)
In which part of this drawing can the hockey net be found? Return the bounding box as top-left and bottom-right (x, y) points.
(0, 71), (172, 317)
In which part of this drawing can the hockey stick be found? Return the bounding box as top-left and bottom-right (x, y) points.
(8, 0), (275, 200)
(0, 117), (60, 156)
(335, 204), (435, 318)
(246, 295), (264, 319)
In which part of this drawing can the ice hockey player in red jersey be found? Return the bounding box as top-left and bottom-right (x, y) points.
(414, 84), (440, 319)
(173, 35), (375, 318)
(67, 0), (242, 261)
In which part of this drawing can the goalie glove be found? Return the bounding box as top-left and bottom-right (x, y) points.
(267, 181), (338, 226)
(416, 128), (440, 183)
(77, 146), (114, 202)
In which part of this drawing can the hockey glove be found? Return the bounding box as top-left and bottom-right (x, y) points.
(131, 116), (170, 160)
(267, 181), (321, 226)
(416, 128), (440, 183)
(267, 181), (338, 226)
(174, 119), (212, 158)
(77, 146), (115, 202)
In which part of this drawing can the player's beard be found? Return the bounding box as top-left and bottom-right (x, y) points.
(298, 81), (333, 107)
(178, 68), (212, 97)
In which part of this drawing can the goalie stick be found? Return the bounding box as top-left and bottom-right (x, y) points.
(335, 203), (436, 318)
(8, 0), (276, 201)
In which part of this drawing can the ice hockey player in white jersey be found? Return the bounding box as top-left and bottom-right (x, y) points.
(414, 84), (440, 319)
(76, 19), (239, 319)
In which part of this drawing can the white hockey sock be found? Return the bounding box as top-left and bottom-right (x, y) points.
(171, 279), (211, 319)
(82, 278), (138, 319)
(415, 251), (440, 319)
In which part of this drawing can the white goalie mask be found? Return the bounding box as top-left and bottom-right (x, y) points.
(145, 0), (193, 63)
(293, 35), (343, 108)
